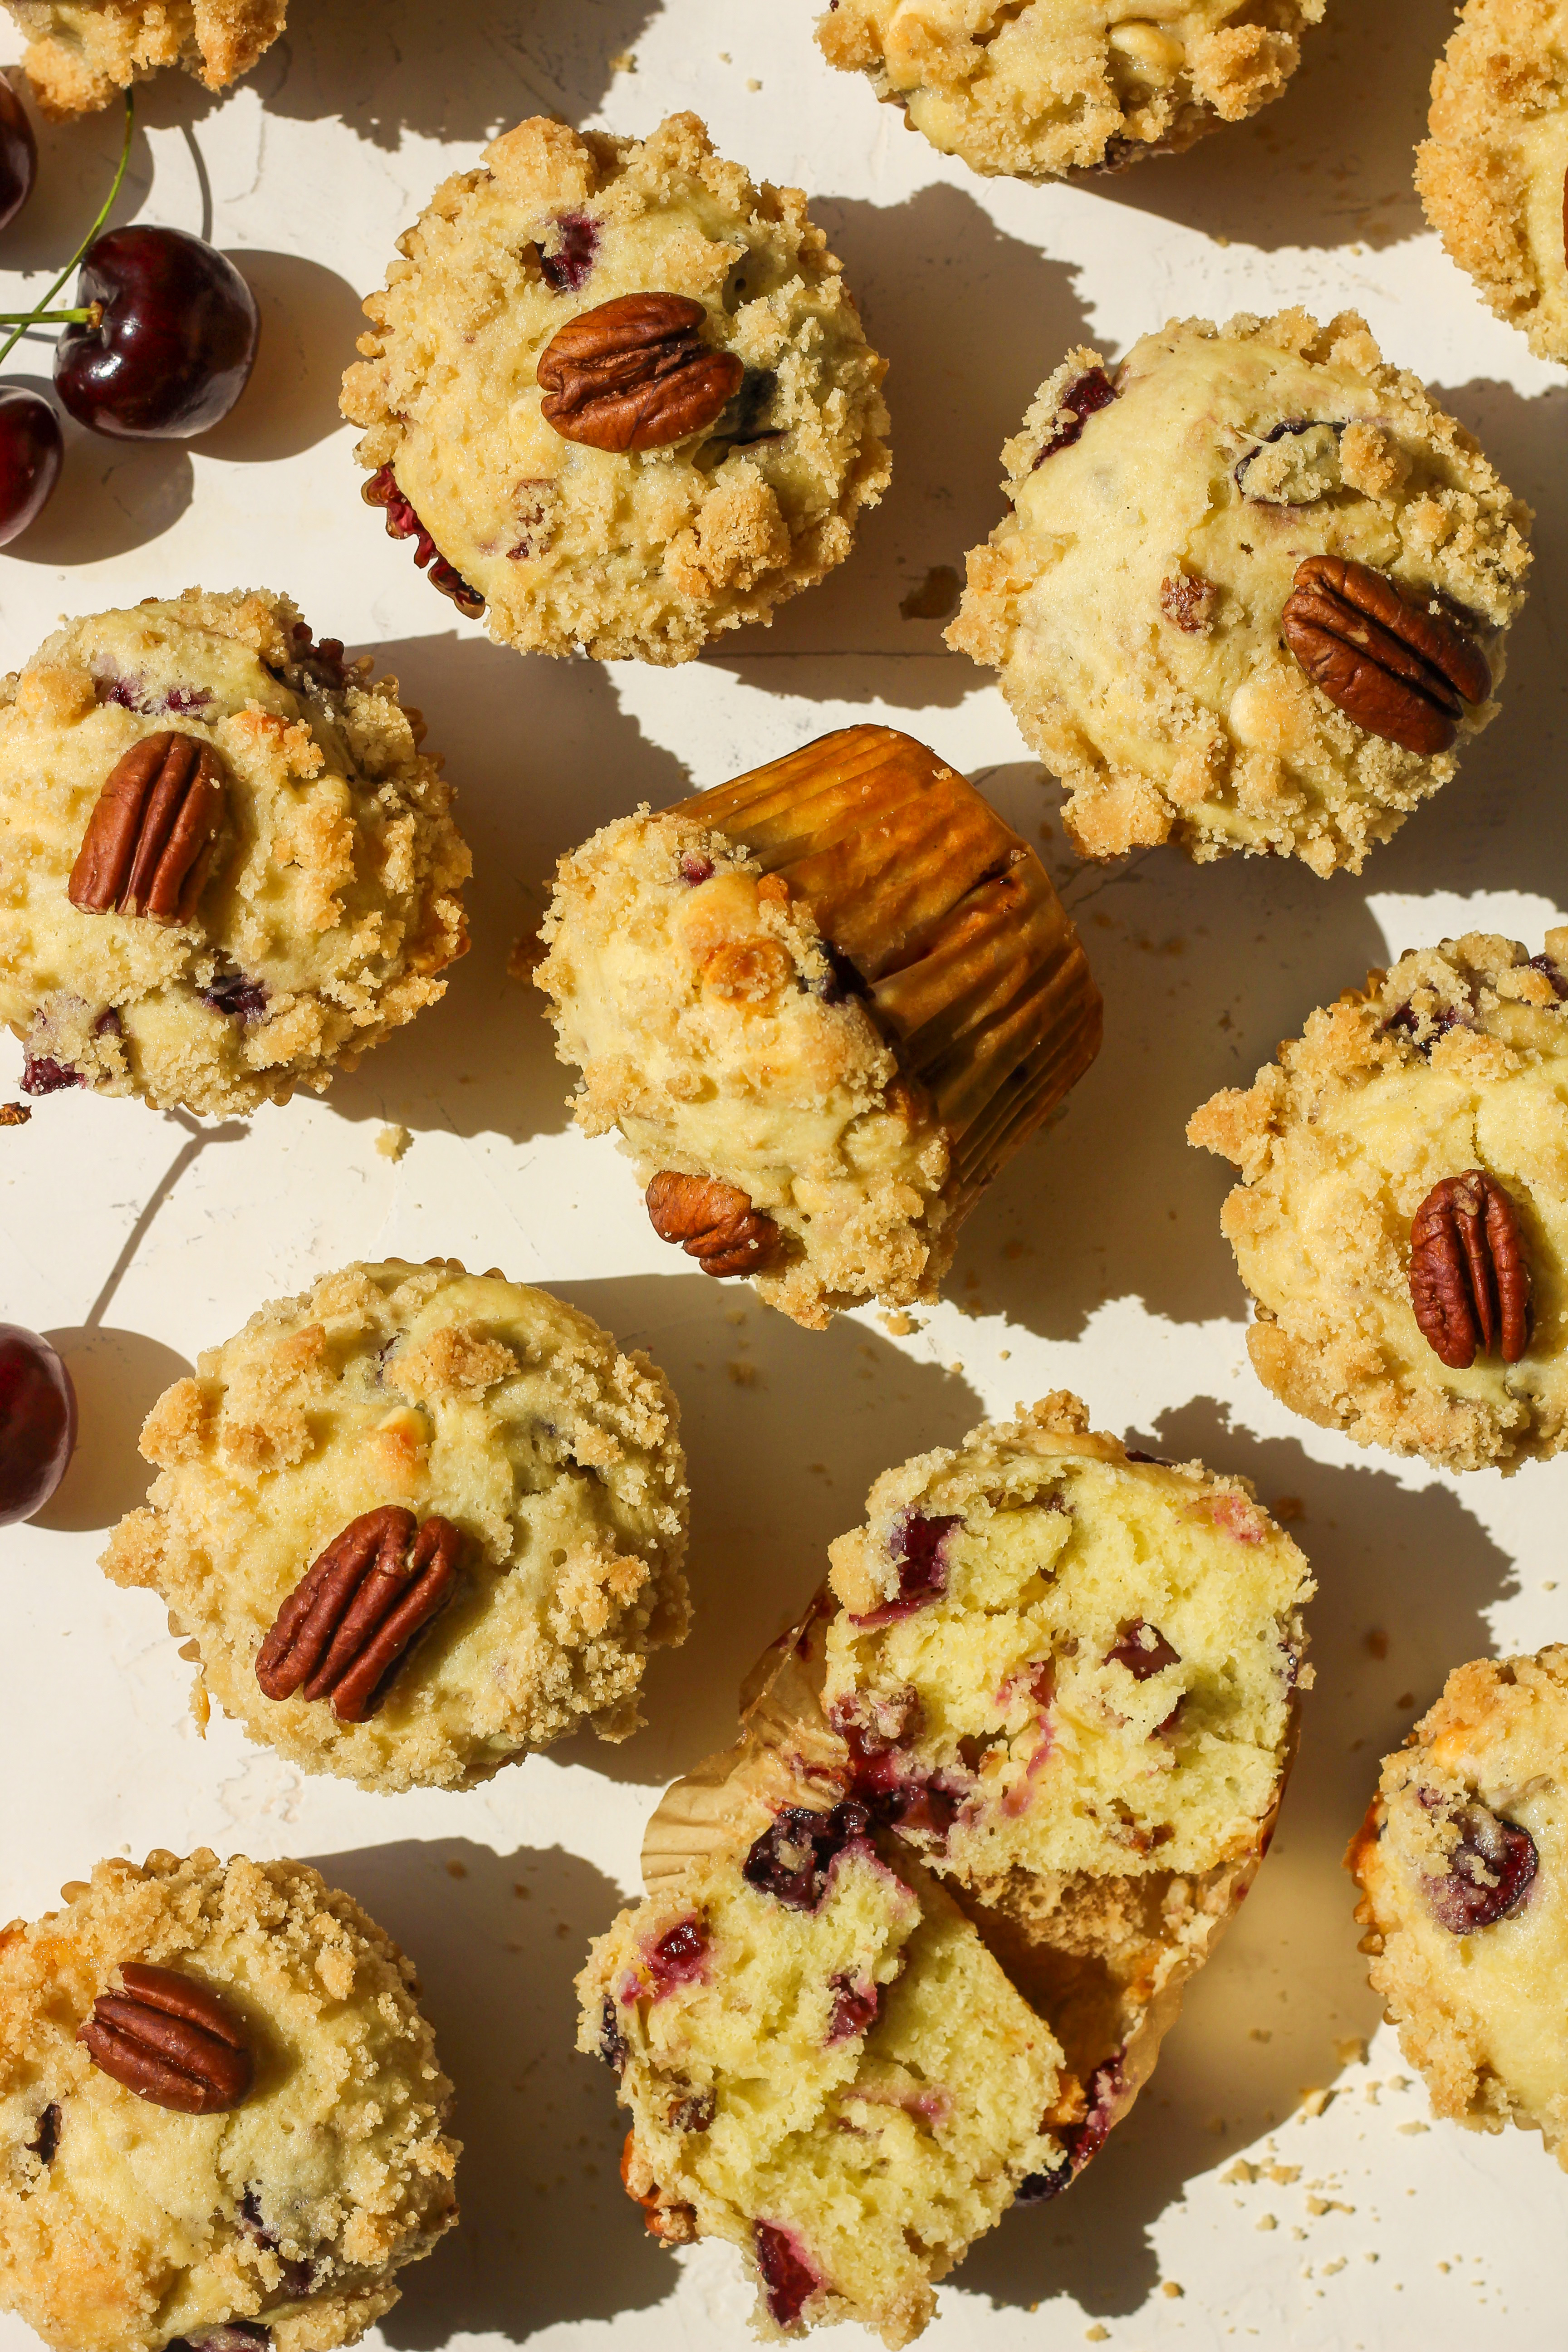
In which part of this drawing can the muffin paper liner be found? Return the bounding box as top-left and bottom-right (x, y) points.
(641, 1583), (1297, 2178)
(674, 726), (1102, 1211)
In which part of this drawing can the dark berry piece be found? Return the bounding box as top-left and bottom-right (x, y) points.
(597, 1996), (628, 2074)
(28, 2103), (59, 2163)
(670, 2090), (715, 2132)
(678, 851), (714, 885)
(754, 2220), (819, 2329)
(1106, 1618), (1180, 1681)
(201, 971), (268, 1024)
(818, 942), (867, 1005)
(1234, 416), (1344, 501)
(55, 227), (259, 440)
(826, 1973), (878, 2043)
(20, 1054), (81, 1096)
(0, 1325), (78, 1527)
(1422, 1797), (1538, 1933)
(741, 1802), (872, 1912)
(642, 1916), (710, 1997)
(0, 386), (62, 545)
(1015, 2156), (1072, 2203)
(361, 464), (485, 618)
(850, 1508), (960, 1627)
(540, 213), (598, 293)
(238, 2188), (312, 2295)
(0, 73), (36, 234)
(1527, 953), (1568, 1001)
(1031, 368), (1116, 468)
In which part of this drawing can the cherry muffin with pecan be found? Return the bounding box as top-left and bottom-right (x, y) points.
(0, 1847), (458, 2352)
(101, 1258), (690, 1792)
(4, 0), (287, 115)
(0, 589), (469, 1116)
(340, 112), (890, 665)
(948, 309), (1531, 873)
(815, 0), (1324, 179)
(1190, 932), (1568, 1472)
(578, 1751), (1068, 2344)
(535, 724), (1101, 1329)
(1348, 1647), (1568, 2161)
(1416, 0), (1568, 368)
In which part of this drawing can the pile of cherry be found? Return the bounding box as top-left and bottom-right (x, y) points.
(0, 73), (258, 542)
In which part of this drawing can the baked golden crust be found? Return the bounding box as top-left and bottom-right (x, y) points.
(0, 591), (470, 1117)
(341, 113), (890, 666)
(0, 1849), (457, 2352)
(100, 1260), (690, 1792)
(1190, 931), (1568, 1471)
(1416, 0), (1568, 367)
(6, 0), (288, 116)
(1349, 1648), (1568, 2157)
(814, 0), (1325, 179)
(948, 310), (1531, 873)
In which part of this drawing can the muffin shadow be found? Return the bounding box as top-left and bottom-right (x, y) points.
(308, 1836), (669, 2346)
(962, 1395), (1512, 2325)
(707, 181), (1093, 708)
(320, 629), (686, 1148)
(1072, 0), (1450, 254)
(551, 1270), (982, 1787)
(257, 0), (660, 151)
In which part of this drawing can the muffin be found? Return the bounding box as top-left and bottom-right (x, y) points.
(578, 1819), (1065, 2347)
(1416, 0), (1568, 368)
(0, 590), (469, 1117)
(534, 724), (1101, 1330)
(340, 112), (890, 665)
(815, 0), (1325, 179)
(100, 1258), (690, 1792)
(947, 309), (1531, 873)
(1348, 1647), (1568, 2160)
(1189, 932), (1568, 1472)
(0, 1847), (457, 2352)
(5, 0), (288, 116)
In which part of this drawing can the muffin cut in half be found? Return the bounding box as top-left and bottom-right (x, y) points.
(0, 590), (469, 1116)
(1348, 1647), (1568, 2161)
(947, 309), (1531, 873)
(5, 0), (288, 116)
(581, 1395), (1310, 2339)
(1190, 931), (1568, 1471)
(535, 724), (1101, 1329)
(815, 0), (1326, 180)
(1416, 0), (1568, 368)
(101, 1259), (690, 1792)
(0, 1847), (457, 2352)
(341, 112), (890, 664)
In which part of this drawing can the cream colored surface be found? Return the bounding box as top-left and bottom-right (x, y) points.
(1351, 1649), (1568, 2158)
(577, 1840), (1063, 2348)
(0, 1850), (457, 2352)
(1416, 0), (1568, 369)
(341, 113), (890, 666)
(536, 806), (956, 1328)
(948, 310), (1531, 872)
(0, 592), (470, 1117)
(100, 1260), (691, 1792)
(1190, 932), (1568, 1471)
(5, 0), (286, 113)
(814, 0), (1325, 178)
(824, 1396), (1312, 1885)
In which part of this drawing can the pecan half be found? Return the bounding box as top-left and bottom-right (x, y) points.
(645, 1171), (781, 1277)
(255, 1505), (463, 1723)
(537, 294), (745, 454)
(1408, 1170), (1529, 1369)
(79, 1962), (252, 2113)
(1281, 555), (1490, 755)
(68, 733), (226, 923)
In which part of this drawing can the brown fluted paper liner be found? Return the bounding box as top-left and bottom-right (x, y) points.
(674, 726), (1102, 1216)
(640, 1582), (1297, 2178)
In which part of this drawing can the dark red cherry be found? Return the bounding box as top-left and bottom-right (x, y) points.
(0, 74), (37, 233)
(0, 1325), (76, 1525)
(54, 226), (259, 439)
(0, 387), (62, 544)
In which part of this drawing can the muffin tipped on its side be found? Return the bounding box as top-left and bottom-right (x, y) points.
(6, 0), (288, 116)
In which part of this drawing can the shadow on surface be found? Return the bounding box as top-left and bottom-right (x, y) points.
(320, 628), (686, 1147)
(709, 182), (1093, 704)
(200, 251), (365, 463)
(311, 1835), (671, 2346)
(260, 0), (657, 152)
(965, 1395), (1511, 2322)
(3, 368), (194, 563)
(33, 1325), (190, 1532)
(1076, 0), (1450, 252)
(554, 1271), (981, 1786)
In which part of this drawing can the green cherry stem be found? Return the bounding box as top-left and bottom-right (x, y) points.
(0, 88), (133, 370)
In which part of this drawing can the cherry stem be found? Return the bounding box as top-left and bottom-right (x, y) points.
(0, 309), (96, 326)
(0, 90), (133, 371)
